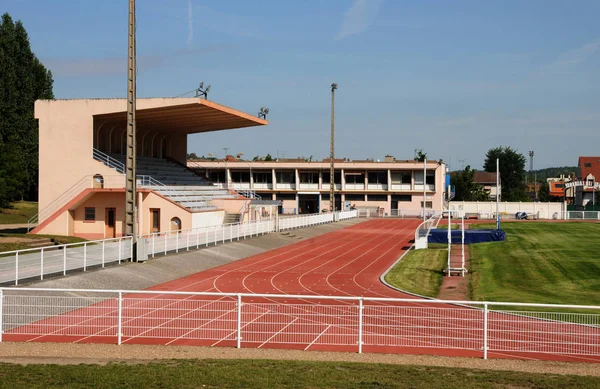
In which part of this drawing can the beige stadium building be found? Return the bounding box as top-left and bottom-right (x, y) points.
(30, 97), (447, 239)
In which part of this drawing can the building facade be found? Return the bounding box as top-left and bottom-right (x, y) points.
(188, 158), (448, 215)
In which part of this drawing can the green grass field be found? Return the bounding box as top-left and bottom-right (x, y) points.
(469, 222), (600, 307)
(0, 201), (37, 224)
(0, 359), (598, 389)
(384, 248), (447, 297)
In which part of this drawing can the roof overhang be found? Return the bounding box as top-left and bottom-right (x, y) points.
(93, 99), (268, 134)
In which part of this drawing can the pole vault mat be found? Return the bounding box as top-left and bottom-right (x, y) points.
(428, 229), (506, 244)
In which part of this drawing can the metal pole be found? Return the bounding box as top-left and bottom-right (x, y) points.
(447, 203), (451, 276)
(423, 158), (427, 222)
(483, 303), (488, 359)
(461, 215), (465, 276)
(358, 299), (363, 354)
(329, 83), (337, 212)
(236, 294), (242, 348)
(15, 252), (18, 286)
(117, 291), (123, 345)
(0, 289), (3, 343)
(125, 0), (138, 251)
(496, 158), (500, 230)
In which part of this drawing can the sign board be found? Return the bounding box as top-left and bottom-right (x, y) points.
(564, 180), (600, 190)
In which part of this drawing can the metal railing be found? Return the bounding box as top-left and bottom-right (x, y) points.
(278, 213), (334, 231)
(0, 237), (133, 285)
(138, 220), (276, 257)
(0, 288), (597, 360)
(92, 148), (125, 173)
(566, 211), (600, 220)
(414, 215), (441, 250)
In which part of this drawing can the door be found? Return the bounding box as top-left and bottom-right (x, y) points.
(105, 208), (116, 238)
(150, 208), (160, 233)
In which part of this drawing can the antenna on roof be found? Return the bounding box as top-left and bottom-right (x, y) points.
(195, 82), (211, 99)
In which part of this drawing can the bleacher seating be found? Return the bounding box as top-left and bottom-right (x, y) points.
(106, 154), (240, 211)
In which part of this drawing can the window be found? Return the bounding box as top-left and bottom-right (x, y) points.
(322, 172), (341, 184)
(345, 194), (364, 201)
(170, 217), (182, 232)
(555, 183), (564, 188)
(345, 172), (364, 184)
(300, 172), (318, 183)
(584, 163), (592, 167)
(209, 171), (225, 183)
(253, 172), (272, 183)
(420, 201), (433, 209)
(84, 207), (95, 221)
(426, 172), (435, 185)
(276, 193), (296, 200)
(230, 171), (250, 183)
(367, 194), (387, 202)
(276, 171), (295, 183)
(414, 171), (424, 185)
(392, 195), (412, 202)
(391, 172), (411, 184)
(368, 171), (387, 184)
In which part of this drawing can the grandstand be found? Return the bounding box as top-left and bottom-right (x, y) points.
(30, 98), (268, 239)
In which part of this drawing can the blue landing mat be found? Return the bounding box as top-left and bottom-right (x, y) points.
(428, 229), (506, 244)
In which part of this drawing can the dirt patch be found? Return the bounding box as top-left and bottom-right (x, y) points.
(0, 343), (598, 377)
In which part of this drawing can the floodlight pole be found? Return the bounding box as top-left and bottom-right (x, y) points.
(329, 83), (337, 212)
(496, 158), (500, 230)
(125, 0), (137, 248)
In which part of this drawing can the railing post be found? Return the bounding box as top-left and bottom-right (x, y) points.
(164, 233), (168, 255)
(237, 294), (243, 349)
(483, 303), (488, 360)
(102, 240), (106, 268)
(40, 248), (44, 280)
(129, 237), (133, 260)
(117, 291), (123, 345)
(230, 224), (233, 242)
(15, 252), (19, 286)
(118, 239), (122, 264)
(176, 232), (179, 253)
(205, 227), (209, 247)
(61, 243), (68, 277)
(186, 231), (190, 251)
(214, 226), (217, 245)
(237, 223), (240, 241)
(83, 242), (87, 271)
(222, 225), (225, 244)
(0, 289), (3, 343)
(152, 234), (156, 257)
(358, 299), (364, 354)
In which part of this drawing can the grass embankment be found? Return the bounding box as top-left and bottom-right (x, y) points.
(0, 359), (598, 389)
(385, 249), (446, 297)
(0, 201), (37, 224)
(0, 234), (87, 253)
(469, 222), (600, 307)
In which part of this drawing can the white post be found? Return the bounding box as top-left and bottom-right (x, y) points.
(0, 289), (3, 343)
(461, 215), (465, 277)
(423, 158), (427, 222)
(118, 239), (122, 264)
(222, 225), (225, 244)
(236, 294), (242, 349)
(40, 248), (44, 280)
(102, 240), (106, 268)
(164, 233), (168, 255)
(483, 303), (488, 359)
(63, 246), (67, 275)
(129, 237), (133, 261)
(153, 234), (156, 257)
(447, 205), (451, 276)
(237, 223), (240, 241)
(196, 229), (200, 250)
(176, 232), (179, 253)
(117, 291), (123, 345)
(83, 242), (87, 271)
(186, 232), (190, 251)
(206, 226), (209, 247)
(358, 299), (364, 354)
(496, 158), (500, 230)
(214, 226), (217, 245)
(15, 252), (19, 286)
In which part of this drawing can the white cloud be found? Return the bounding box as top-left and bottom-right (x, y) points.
(555, 39), (600, 66)
(336, 0), (383, 40)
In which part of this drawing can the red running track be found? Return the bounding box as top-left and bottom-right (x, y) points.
(3, 219), (599, 363)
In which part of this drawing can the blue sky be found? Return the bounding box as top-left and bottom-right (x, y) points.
(3, 0), (600, 169)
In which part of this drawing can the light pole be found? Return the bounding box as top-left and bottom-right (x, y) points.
(125, 0), (137, 249)
(496, 158), (500, 230)
(223, 147), (230, 189)
(329, 83), (337, 212)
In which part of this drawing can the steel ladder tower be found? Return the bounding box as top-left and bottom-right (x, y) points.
(125, 0), (137, 247)
(329, 83), (337, 212)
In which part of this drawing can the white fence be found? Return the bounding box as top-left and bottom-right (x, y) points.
(414, 215), (441, 250)
(0, 237), (133, 285)
(566, 211), (600, 220)
(139, 220), (276, 257)
(449, 201), (564, 220)
(0, 288), (598, 360)
(278, 213), (334, 231)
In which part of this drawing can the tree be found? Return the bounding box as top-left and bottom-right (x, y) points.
(0, 13), (54, 207)
(452, 165), (490, 201)
(264, 154), (273, 161)
(187, 152), (198, 160)
(414, 149), (427, 162)
(483, 146), (527, 202)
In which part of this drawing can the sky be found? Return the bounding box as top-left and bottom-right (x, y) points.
(3, 0), (600, 169)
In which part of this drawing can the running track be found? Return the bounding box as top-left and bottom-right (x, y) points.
(3, 219), (599, 363)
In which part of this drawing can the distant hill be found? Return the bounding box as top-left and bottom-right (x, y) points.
(527, 166), (577, 181)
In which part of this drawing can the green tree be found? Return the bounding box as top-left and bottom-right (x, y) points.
(414, 149), (427, 162)
(0, 13), (54, 207)
(264, 154), (273, 161)
(483, 146), (527, 202)
(452, 166), (490, 201)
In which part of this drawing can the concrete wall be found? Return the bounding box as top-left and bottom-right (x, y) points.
(449, 201), (564, 219)
(191, 211), (225, 228)
(139, 192), (193, 234)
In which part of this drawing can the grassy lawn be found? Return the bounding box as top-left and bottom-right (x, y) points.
(385, 248), (447, 297)
(0, 359), (598, 389)
(0, 201), (37, 224)
(469, 222), (600, 307)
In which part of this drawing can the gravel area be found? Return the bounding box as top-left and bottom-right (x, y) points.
(0, 343), (598, 377)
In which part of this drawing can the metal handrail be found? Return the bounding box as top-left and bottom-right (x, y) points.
(93, 148), (125, 173)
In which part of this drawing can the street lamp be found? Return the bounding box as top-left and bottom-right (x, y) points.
(329, 83), (337, 212)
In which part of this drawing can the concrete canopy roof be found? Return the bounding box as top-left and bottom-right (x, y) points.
(93, 98), (268, 134)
